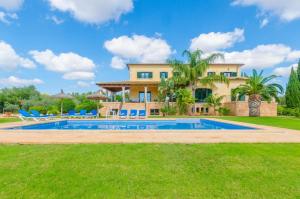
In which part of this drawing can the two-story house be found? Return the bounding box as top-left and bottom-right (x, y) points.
(97, 63), (277, 116)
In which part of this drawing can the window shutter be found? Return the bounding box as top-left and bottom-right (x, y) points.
(231, 72), (237, 77)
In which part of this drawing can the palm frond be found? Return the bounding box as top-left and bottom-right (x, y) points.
(200, 74), (229, 88)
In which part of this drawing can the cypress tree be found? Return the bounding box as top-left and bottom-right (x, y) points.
(297, 59), (300, 81)
(286, 68), (300, 108)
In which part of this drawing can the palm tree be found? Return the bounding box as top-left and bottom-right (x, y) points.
(176, 88), (195, 115)
(169, 50), (228, 113)
(232, 70), (283, 117)
(158, 78), (176, 103)
(204, 94), (224, 115)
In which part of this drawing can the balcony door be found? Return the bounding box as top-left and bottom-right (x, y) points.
(139, 91), (151, 102)
(195, 88), (212, 102)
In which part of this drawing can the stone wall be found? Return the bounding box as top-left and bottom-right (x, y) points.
(100, 101), (278, 117)
(224, 101), (277, 116)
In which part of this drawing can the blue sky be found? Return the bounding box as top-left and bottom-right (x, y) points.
(0, 0), (300, 94)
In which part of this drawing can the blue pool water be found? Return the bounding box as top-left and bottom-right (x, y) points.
(9, 119), (255, 130)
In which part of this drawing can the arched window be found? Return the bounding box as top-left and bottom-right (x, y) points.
(195, 88), (212, 102)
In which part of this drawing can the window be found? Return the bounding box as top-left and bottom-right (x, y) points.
(137, 72), (153, 79)
(195, 88), (212, 103)
(160, 72), (168, 79)
(207, 72), (216, 76)
(221, 72), (237, 77)
(238, 94), (245, 101)
(150, 109), (160, 116)
(139, 91), (151, 102)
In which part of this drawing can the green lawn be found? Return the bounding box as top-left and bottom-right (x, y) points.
(0, 117), (21, 123)
(218, 116), (300, 130)
(0, 144), (299, 198)
(150, 116), (300, 130)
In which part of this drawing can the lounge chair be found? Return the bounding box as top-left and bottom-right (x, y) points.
(62, 110), (76, 118)
(79, 110), (88, 118)
(30, 110), (54, 119)
(138, 110), (146, 119)
(18, 110), (43, 121)
(87, 109), (98, 118)
(119, 109), (128, 119)
(129, 109), (137, 119)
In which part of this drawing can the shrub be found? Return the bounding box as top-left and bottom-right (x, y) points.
(29, 106), (47, 114)
(75, 100), (98, 112)
(277, 105), (285, 115)
(47, 106), (60, 115)
(218, 107), (230, 116)
(176, 88), (194, 115)
(277, 105), (300, 117)
(161, 105), (177, 116)
(3, 103), (19, 113)
(295, 108), (300, 118)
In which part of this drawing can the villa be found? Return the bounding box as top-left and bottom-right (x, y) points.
(97, 63), (277, 116)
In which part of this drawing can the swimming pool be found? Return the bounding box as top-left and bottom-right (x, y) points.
(9, 119), (256, 130)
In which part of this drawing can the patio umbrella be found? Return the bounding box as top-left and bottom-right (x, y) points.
(87, 91), (108, 118)
(52, 89), (74, 116)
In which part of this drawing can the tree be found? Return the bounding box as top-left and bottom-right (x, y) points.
(286, 68), (300, 108)
(57, 98), (76, 113)
(233, 70), (283, 117)
(75, 100), (98, 112)
(176, 88), (194, 115)
(3, 102), (19, 113)
(0, 86), (40, 109)
(169, 50), (228, 113)
(204, 94), (224, 115)
(297, 59), (300, 81)
(158, 78), (176, 103)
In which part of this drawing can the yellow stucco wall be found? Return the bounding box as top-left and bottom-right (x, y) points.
(200, 79), (247, 102)
(129, 64), (173, 81)
(128, 63), (242, 81)
(127, 63), (245, 103)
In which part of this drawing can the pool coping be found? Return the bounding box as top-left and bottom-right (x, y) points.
(0, 118), (300, 144)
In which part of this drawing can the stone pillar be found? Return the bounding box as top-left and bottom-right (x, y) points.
(122, 86), (126, 103)
(144, 86), (148, 116)
(144, 86), (148, 103)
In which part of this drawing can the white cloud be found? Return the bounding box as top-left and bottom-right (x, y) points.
(0, 0), (23, 11)
(104, 34), (172, 69)
(63, 71), (95, 80)
(273, 64), (297, 77)
(47, 0), (133, 25)
(30, 49), (96, 81)
(0, 76), (43, 87)
(0, 11), (18, 24)
(260, 18), (269, 28)
(0, 40), (36, 70)
(110, 56), (126, 70)
(287, 50), (300, 62)
(222, 44), (300, 69)
(30, 49), (95, 73)
(232, 0), (300, 22)
(47, 15), (64, 25)
(189, 28), (245, 52)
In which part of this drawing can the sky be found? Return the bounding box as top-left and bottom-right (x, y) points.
(0, 0), (300, 94)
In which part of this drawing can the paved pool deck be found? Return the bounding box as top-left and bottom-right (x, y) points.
(0, 118), (300, 144)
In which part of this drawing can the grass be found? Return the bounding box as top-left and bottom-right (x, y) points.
(218, 116), (300, 130)
(150, 115), (300, 130)
(0, 144), (299, 198)
(0, 117), (21, 123)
